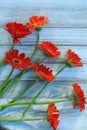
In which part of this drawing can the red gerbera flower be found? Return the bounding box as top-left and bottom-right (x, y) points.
(39, 41), (61, 59)
(26, 16), (49, 31)
(66, 49), (83, 67)
(47, 104), (59, 130)
(72, 83), (86, 111)
(4, 49), (31, 70)
(32, 63), (55, 82)
(5, 22), (33, 44)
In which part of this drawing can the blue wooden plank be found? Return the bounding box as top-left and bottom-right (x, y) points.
(0, 0), (87, 27)
(0, 45), (87, 63)
(0, 10), (87, 28)
(0, 0), (87, 130)
(1, 28), (87, 45)
(1, 80), (87, 99)
(0, 63), (86, 81)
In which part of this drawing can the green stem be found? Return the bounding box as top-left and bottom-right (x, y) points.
(0, 68), (14, 93)
(22, 65), (67, 116)
(10, 82), (36, 103)
(11, 73), (24, 93)
(55, 64), (67, 78)
(0, 82), (36, 111)
(0, 68), (32, 97)
(31, 31), (40, 59)
(22, 82), (48, 116)
(38, 57), (46, 64)
(0, 60), (5, 68)
(0, 117), (46, 121)
(0, 70), (26, 94)
(8, 68), (30, 85)
(0, 99), (70, 111)
(11, 68), (32, 93)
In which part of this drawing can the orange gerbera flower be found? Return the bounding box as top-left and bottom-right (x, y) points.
(32, 63), (55, 82)
(72, 83), (86, 111)
(5, 22), (33, 44)
(26, 16), (49, 31)
(4, 50), (31, 70)
(66, 49), (83, 67)
(47, 104), (59, 130)
(39, 41), (61, 59)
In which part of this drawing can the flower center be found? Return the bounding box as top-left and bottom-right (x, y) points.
(52, 112), (58, 115)
(39, 71), (47, 79)
(46, 49), (54, 55)
(12, 58), (21, 65)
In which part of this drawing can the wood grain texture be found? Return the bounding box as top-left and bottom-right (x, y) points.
(0, 0), (87, 27)
(1, 80), (87, 99)
(0, 28), (87, 45)
(0, 63), (87, 81)
(0, 45), (87, 62)
(0, 0), (87, 130)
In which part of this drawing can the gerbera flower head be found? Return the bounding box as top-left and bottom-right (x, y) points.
(47, 104), (59, 130)
(66, 49), (83, 67)
(72, 83), (86, 112)
(26, 16), (49, 31)
(32, 63), (55, 82)
(5, 22), (33, 44)
(39, 41), (61, 59)
(4, 49), (31, 70)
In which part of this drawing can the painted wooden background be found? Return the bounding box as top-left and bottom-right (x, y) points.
(0, 0), (87, 130)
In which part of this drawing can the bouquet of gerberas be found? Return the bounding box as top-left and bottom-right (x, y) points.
(0, 16), (86, 130)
